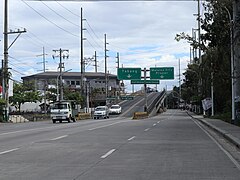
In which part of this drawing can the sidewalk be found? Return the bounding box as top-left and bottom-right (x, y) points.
(187, 111), (240, 149)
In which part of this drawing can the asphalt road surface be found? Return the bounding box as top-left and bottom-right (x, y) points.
(0, 110), (240, 180)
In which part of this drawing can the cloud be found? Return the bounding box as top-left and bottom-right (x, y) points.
(1, 0), (198, 92)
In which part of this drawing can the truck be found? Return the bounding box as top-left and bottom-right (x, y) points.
(50, 101), (78, 123)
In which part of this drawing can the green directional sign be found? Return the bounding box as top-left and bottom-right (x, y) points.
(117, 68), (141, 80)
(120, 96), (134, 100)
(131, 80), (160, 84)
(106, 97), (117, 100)
(150, 67), (174, 80)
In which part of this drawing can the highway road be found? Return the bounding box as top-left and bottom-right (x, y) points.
(0, 110), (240, 179)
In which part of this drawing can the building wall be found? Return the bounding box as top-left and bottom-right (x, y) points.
(22, 72), (121, 106)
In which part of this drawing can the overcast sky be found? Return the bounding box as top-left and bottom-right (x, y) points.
(0, 0), (199, 92)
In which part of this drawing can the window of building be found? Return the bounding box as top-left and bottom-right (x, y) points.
(76, 81), (80, 85)
(71, 81), (75, 85)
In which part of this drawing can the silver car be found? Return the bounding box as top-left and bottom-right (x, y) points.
(93, 106), (110, 119)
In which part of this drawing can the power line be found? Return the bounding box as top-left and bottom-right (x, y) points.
(85, 20), (104, 44)
(54, 0), (80, 17)
(21, 0), (79, 38)
(40, 0), (80, 28)
(8, 56), (38, 70)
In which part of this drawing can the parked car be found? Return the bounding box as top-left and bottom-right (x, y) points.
(93, 106), (109, 119)
(109, 105), (122, 114)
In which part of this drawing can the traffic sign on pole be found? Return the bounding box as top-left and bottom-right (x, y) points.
(131, 80), (159, 84)
(150, 67), (174, 79)
(117, 68), (141, 80)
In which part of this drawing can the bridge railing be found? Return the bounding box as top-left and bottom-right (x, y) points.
(147, 90), (166, 114)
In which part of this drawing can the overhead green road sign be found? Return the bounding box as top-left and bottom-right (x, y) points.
(117, 68), (141, 80)
(131, 80), (160, 84)
(150, 67), (174, 80)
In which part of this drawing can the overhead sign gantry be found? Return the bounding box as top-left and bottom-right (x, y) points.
(117, 66), (174, 112)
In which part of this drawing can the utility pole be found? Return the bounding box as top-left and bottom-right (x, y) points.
(179, 59), (181, 107)
(197, 0), (202, 64)
(37, 47), (48, 113)
(94, 51), (97, 73)
(3, 0), (9, 122)
(192, 28), (198, 62)
(116, 52), (120, 69)
(3, 0), (26, 121)
(53, 49), (69, 101)
(37, 47), (47, 72)
(104, 34), (109, 105)
(211, 62), (214, 116)
(233, 0), (240, 124)
(116, 52), (121, 98)
(80, 7), (86, 96)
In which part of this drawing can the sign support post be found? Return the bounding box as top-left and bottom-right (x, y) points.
(144, 68), (147, 112)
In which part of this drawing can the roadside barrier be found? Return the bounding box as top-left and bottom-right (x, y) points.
(76, 113), (91, 120)
(132, 112), (148, 119)
(9, 115), (29, 123)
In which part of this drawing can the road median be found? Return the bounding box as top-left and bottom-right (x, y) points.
(132, 112), (148, 119)
(76, 113), (92, 120)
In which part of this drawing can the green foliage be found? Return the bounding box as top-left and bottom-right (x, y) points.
(64, 89), (83, 105)
(0, 98), (6, 106)
(46, 88), (57, 102)
(176, 0), (232, 114)
(9, 82), (42, 112)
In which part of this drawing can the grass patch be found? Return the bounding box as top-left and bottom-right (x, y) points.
(210, 112), (232, 124)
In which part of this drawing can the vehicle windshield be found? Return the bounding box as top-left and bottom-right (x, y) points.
(111, 105), (120, 109)
(95, 107), (106, 111)
(52, 104), (68, 109)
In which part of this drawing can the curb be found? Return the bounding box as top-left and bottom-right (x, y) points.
(188, 112), (240, 149)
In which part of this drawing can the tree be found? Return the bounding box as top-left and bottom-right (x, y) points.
(9, 82), (42, 112)
(175, 0), (232, 114)
(64, 88), (83, 105)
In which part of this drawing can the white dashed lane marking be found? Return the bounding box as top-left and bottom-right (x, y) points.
(101, 149), (116, 159)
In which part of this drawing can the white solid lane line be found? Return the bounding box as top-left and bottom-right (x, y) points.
(153, 123), (156, 126)
(192, 119), (240, 171)
(101, 149), (116, 159)
(0, 148), (19, 155)
(50, 135), (68, 141)
(128, 136), (136, 141)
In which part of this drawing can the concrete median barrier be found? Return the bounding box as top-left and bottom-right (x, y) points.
(132, 112), (148, 119)
(9, 115), (29, 123)
(76, 113), (92, 120)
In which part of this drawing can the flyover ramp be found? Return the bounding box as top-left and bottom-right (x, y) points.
(119, 92), (163, 118)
